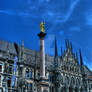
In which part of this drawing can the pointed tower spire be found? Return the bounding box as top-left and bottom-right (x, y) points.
(55, 37), (58, 57)
(65, 40), (68, 48)
(79, 49), (83, 66)
(67, 40), (69, 48)
(70, 42), (72, 51)
(76, 52), (79, 64)
(22, 40), (24, 47)
(6, 43), (10, 59)
(61, 46), (63, 56)
(21, 40), (24, 61)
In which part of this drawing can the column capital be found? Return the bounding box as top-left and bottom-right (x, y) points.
(38, 32), (47, 39)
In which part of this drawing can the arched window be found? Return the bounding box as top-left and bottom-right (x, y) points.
(7, 77), (11, 87)
(65, 76), (69, 85)
(29, 71), (32, 79)
(71, 77), (75, 85)
(76, 78), (80, 86)
(27, 83), (32, 90)
(37, 73), (40, 79)
(25, 68), (29, 78)
(43, 89), (48, 92)
(0, 63), (2, 72)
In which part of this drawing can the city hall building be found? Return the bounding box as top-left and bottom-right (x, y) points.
(0, 28), (92, 92)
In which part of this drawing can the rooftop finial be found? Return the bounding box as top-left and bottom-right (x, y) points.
(55, 37), (58, 57)
(76, 52), (79, 64)
(79, 48), (83, 66)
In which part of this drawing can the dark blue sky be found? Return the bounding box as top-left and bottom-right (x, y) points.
(0, 0), (92, 71)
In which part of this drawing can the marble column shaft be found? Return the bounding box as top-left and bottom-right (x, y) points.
(40, 38), (45, 78)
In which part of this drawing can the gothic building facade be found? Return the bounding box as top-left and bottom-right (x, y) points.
(0, 38), (92, 92)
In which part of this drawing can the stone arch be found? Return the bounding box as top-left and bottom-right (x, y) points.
(69, 86), (73, 92)
(70, 77), (75, 87)
(76, 78), (80, 87)
(75, 87), (78, 92)
(60, 74), (63, 83)
(65, 76), (69, 86)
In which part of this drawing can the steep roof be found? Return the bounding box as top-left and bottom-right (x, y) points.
(0, 40), (55, 70)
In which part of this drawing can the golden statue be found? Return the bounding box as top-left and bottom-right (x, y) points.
(40, 21), (45, 33)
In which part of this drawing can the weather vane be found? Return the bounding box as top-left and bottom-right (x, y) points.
(40, 21), (45, 33)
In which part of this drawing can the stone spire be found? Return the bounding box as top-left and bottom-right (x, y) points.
(70, 41), (72, 51)
(79, 49), (83, 66)
(76, 52), (79, 64)
(14, 42), (19, 56)
(21, 40), (24, 60)
(65, 40), (68, 48)
(61, 46), (63, 56)
(6, 43), (10, 59)
(55, 37), (58, 57)
(67, 40), (70, 48)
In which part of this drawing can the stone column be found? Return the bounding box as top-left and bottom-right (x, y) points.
(38, 32), (50, 92)
(40, 37), (46, 78)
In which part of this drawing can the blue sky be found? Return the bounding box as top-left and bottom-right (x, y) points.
(0, 0), (92, 71)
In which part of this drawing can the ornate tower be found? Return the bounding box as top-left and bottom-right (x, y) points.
(54, 38), (61, 92)
(79, 49), (88, 92)
(37, 21), (49, 92)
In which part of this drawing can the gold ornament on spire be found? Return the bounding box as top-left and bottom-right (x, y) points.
(40, 21), (45, 33)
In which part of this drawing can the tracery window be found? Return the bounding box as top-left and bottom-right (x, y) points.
(43, 89), (48, 92)
(91, 84), (92, 88)
(71, 77), (75, 85)
(7, 77), (11, 87)
(76, 78), (80, 86)
(65, 76), (69, 85)
(8, 64), (13, 74)
(27, 83), (32, 90)
(0, 76), (1, 86)
(25, 68), (29, 78)
(37, 73), (40, 79)
(0, 63), (2, 72)
(29, 71), (32, 79)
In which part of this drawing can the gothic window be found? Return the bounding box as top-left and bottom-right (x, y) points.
(48, 75), (52, 82)
(8, 64), (13, 74)
(25, 68), (29, 78)
(0, 76), (1, 86)
(65, 76), (69, 85)
(37, 73), (40, 79)
(71, 77), (75, 85)
(76, 78), (80, 86)
(43, 89), (48, 92)
(0, 63), (2, 72)
(29, 71), (32, 79)
(27, 83), (32, 90)
(91, 84), (92, 88)
(7, 77), (11, 87)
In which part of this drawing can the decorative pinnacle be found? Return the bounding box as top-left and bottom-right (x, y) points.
(55, 37), (58, 57)
(79, 48), (83, 66)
